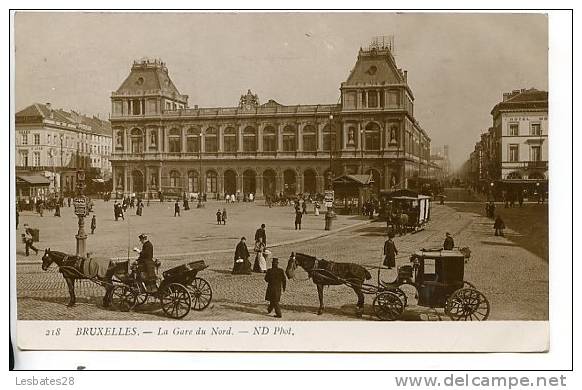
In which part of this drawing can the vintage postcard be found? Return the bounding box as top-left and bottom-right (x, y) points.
(12, 11), (551, 352)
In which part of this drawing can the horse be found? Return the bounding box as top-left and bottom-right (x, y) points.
(41, 248), (127, 307)
(285, 252), (372, 316)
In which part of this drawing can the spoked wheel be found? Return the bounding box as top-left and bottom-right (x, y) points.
(373, 291), (404, 321)
(445, 288), (490, 321)
(387, 287), (408, 307)
(160, 283), (192, 319)
(111, 285), (137, 312)
(135, 293), (149, 306)
(187, 277), (213, 311)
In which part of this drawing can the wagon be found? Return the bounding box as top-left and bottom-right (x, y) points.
(110, 259), (212, 319)
(371, 248), (490, 321)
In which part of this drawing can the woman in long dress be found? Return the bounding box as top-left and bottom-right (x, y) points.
(253, 237), (267, 273)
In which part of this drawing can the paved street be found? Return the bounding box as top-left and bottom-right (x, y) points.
(16, 200), (548, 321)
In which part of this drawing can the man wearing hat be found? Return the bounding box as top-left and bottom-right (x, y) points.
(383, 231), (398, 269)
(443, 232), (455, 250)
(264, 258), (286, 318)
(134, 233), (156, 292)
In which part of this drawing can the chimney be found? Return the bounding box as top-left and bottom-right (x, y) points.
(403, 70), (408, 83)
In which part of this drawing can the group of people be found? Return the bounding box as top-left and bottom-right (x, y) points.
(382, 232), (455, 269)
(485, 202), (506, 237)
(224, 192), (253, 203)
(216, 209), (228, 224)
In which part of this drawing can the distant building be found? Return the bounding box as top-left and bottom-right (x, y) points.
(15, 103), (112, 197)
(110, 38), (434, 199)
(466, 88), (548, 194)
(430, 145), (451, 179)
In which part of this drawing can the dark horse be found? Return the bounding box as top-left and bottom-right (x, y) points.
(41, 249), (127, 307)
(286, 252), (372, 316)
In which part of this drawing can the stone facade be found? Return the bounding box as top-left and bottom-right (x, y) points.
(110, 44), (432, 198)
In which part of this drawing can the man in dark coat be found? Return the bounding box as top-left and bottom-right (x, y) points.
(383, 232), (398, 269)
(174, 201), (180, 217)
(494, 216), (506, 237)
(232, 237), (251, 274)
(91, 215), (97, 234)
(134, 234), (156, 292)
(264, 258), (286, 318)
(443, 232), (454, 250)
(255, 224), (267, 246)
(294, 209), (303, 230)
(54, 203), (61, 217)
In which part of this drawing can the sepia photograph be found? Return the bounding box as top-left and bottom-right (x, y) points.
(11, 11), (555, 353)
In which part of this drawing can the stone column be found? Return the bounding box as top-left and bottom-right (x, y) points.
(342, 122), (349, 150)
(158, 167), (162, 191)
(112, 166), (117, 191)
(277, 124), (283, 152)
(297, 124), (303, 153)
(257, 125), (264, 152)
(144, 166), (149, 194)
(256, 173), (263, 198)
(124, 129), (129, 153)
(317, 122), (324, 152)
(123, 166), (129, 194)
(181, 127), (186, 153)
(237, 126), (243, 152)
(384, 165), (391, 190)
(297, 173), (304, 193)
(218, 125), (224, 152)
(236, 171), (243, 193)
(200, 130), (205, 153)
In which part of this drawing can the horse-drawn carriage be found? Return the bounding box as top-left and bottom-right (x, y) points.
(371, 248), (490, 321)
(41, 249), (212, 319)
(286, 248), (490, 321)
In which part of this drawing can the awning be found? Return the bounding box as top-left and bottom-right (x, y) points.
(16, 175), (51, 185)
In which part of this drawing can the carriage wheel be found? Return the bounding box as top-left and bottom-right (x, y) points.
(111, 285), (137, 312)
(135, 293), (149, 306)
(388, 287), (408, 307)
(445, 288), (490, 321)
(187, 277), (213, 311)
(160, 283), (191, 319)
(373, 291), (404, 321)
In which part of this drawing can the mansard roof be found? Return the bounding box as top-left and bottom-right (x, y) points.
(343, 47), (406, 86)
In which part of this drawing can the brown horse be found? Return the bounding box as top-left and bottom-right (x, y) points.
(41, 249), (127, 307)
(286, 252), (372, 316)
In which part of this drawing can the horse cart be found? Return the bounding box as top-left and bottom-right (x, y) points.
(370, 248), (490, 321)
(286, 248), (489, 321)
(110, 259), (213, 319)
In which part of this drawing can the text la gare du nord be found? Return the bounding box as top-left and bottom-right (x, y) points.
(73, 325), (295, 337)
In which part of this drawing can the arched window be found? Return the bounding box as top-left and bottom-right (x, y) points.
(223, 127), (237, 152)
(364, 122), (381, 150)
(206, 171), (218, 193)
(130, 128), (143, 154)
(169, 128), (181, 153)
(283, 125), (296, 152)
(169, 170), (181, 187)
(187, 171), (199, 193)
(263, 126), (276, 152)
(186, 128), (200, 153)
(205, 127), (217, 152)
(302, 125), (316, 152)
(322, 124), (336, 151)
(243, 126), (257, 152)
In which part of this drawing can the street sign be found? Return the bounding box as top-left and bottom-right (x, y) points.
(324, 190), (334, 208)
(73, 196), (88, 216)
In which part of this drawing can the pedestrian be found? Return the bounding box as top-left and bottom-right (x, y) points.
(494, 215), (505, 237)
(253, 237), (267, 273)
(264, 257), (286, 318)
(174, 201), (180, 217)
(399, 212), (408, 236)
(294, 208), (303, 230)
(184, 196), (190, 211)
(54, 202), (61, 217)
(489, 201), (496, 218)
(16, 208), (19, 229)
(443, 232), (454, 250)
(232, 237), (251, 275)
(302, 200), (307, 215)
(67, 197), (71, 207)
(91, 215), (97, 234)
(221, 208), (227, 225)
(216, 209), (222, 225)
(314, 201), (320, 216)
(383, 231), (398, 269)
(255, 223), (267, 246)
(38, 202), (44, 217)
(114, 202), (119, 221)
(249, 192), (254, 202)
(518, 190), (524, 207)
(22, 224), (38, 256)
(136, 200), (143, 216)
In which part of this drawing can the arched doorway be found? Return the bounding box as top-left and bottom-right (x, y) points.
(303, 169), (317, 194)
(131, 170), (144, 193)
(243, 169), (256, 195)
(224, 170), (237, 195)
(263, 169), (276, 197)
(283, 169), (296, 195)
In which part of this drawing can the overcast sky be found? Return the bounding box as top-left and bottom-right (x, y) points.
(14, 12), (548, 168)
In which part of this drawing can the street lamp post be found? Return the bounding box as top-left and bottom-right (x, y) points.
(360, 129), (364, 174)
(325, 113), (335, 230)
(59, 134), (63, 196)
(74, 170), (88, 257)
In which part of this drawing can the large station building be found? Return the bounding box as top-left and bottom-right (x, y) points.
(110, 39), (433, 199)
